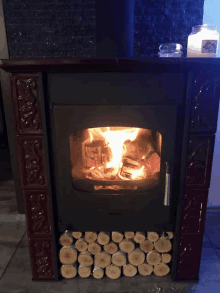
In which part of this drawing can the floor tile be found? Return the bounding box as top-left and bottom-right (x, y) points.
(182, 232), (220, 293)
(0, 242), (19, 280)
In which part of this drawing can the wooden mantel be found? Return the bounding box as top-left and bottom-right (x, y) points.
(0, 57), (219, 281)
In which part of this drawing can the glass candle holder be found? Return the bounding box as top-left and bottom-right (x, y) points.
(187, 24), (220, 57)
(158, 43), (183, 57)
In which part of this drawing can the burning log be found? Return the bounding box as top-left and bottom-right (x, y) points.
(123, 264), (137, 277)
(78, 251), (93, 266)
(59, 245), (77, 265)
(119, 157), (145, 181)
(106, 264), (121, 279)
(72, 231), (82, 239)
(162, 253), (172, 263)
(75, 238), (88, 252)
(133, 232), (145, 243)
(154, 237), (172, 253)
(138, 263), (153, 276)
(146, 250), (161, 266)
(59, 231), (73, 246)
(154, 263), (170, 276)
(140, 239), (154, 253)
(111, 250), (127, 267)
(97, 231), (110, 245)
(60, 263), (78, 278)
(85, 231), (97, 243)
(104, 242), (118, 254)
(94, 251), (111, 268)
(112, 232), (124, 243)
(78, 265), (92, 278)
(147, 232), (159, 243)
(101, 146), (113, 166)
(119, 239), (135, 253)
(85, 167), (104, 180)
(123, 141), (139, 160)
(124, 232), (135, 239)
(82, 140), (105, 168)
(144, 152), (160, 176)
(93, 266), (104, 279)
(88, 241), (101, 255)
(128, 248), (145, 266)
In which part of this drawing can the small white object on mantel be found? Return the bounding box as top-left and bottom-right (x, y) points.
(187, 24), (220, 57)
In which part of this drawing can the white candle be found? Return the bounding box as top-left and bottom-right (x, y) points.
(187, 24), (219, 57)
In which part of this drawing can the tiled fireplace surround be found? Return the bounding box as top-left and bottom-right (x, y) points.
(0, 57), (220, 282)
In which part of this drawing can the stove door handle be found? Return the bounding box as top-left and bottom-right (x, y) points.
(164, 162), (170, 206)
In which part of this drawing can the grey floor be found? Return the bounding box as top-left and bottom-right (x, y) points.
(0, 180), (219, 293)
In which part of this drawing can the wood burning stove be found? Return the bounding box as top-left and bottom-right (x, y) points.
(0, 57), (220, 282)
(47, 67), (187, 235)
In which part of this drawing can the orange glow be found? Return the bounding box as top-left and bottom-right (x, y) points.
(80, 127), (161, 183)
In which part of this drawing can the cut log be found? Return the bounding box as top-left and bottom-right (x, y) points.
(146, 250), (161, 266)
(154, 263), (170, 276)
(161, 253), (172, 264)
(93, 266), (104, 279)
(85, 232), (98, 243)
(59, 231), (73, 247)
(82, 140), (105, 168)
(154, 237), (172, 253)
(106, 264), (121, 279)
(78, 251), (93, 266)
(112, 250), (127, 267)
(112, 232), (124, 243)
(147, 232), (159, 243)
(59, 245), (77, 265)
(72, 232), (82, 239)
(123, 264), (137, 277)
(124, 232), (135, 239)
(167, 232), (173, 240)
(138, 263), (153, 276)
(78, 265), (92, 278)
(133, 232), (145, 243)
(104, 242), (118, 254)
(75, 238), (88, 252)
(88, 241), (101, 255)
(97, 232), (110, 245)
(60, 263), (78, 278)
(140, 239), (154, 253)
(119, 239), (135, 253)
(128, 248), (145, 266)
(94, 251), (111, 268)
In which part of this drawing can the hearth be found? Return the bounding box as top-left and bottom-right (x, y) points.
(1, 58), (220, 282)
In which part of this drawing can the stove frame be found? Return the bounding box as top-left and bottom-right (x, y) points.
(0, 57), (219, 281)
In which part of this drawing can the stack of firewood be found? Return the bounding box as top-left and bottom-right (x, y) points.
(59, 231), (173, 279)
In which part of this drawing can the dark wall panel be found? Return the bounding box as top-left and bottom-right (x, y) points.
(2, 0), (204, 58)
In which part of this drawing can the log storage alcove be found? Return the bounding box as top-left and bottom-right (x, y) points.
(0, 57), (220, 282)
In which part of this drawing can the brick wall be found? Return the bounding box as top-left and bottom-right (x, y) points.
(2, 0), (204, 58)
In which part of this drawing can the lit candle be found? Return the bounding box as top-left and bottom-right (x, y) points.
(187, 24), (219, 57)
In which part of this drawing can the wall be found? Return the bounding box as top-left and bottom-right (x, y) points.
(203, 0), (220, 207)
(2, 0), (204, 58)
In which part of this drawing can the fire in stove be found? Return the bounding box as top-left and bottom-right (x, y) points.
(70, 127), (162, 191)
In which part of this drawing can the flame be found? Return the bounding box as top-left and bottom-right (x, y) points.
(81, 126), (161, 183)
(86, 127), (145, 180)
(131, 165), (145, 180)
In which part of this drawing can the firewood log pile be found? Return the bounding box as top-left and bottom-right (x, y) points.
(59, 230), (173, 279)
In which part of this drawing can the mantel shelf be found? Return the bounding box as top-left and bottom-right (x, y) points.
(1, 57), (220, 72)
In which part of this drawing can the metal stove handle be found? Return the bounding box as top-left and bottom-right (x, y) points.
(164, 161), (170, 206)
